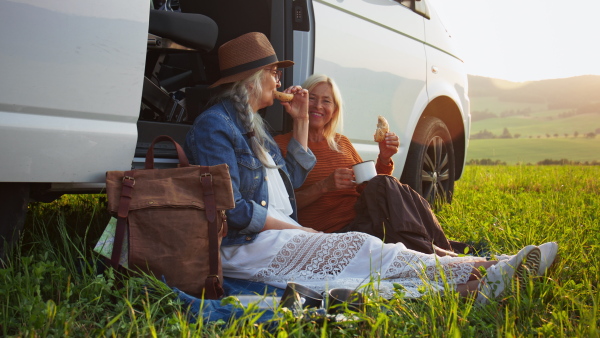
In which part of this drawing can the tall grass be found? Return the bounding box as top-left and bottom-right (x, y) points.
(1, 166), (599, 336)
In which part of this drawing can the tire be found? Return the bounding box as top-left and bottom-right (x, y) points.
(401, 116), (455, 206)
(0, 183), (30, 261)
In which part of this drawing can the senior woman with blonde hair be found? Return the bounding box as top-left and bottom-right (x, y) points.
(274, 73), (469, 256)
(302, 74), (345, 153)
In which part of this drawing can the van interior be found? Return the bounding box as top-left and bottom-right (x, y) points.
(137, 1), (289, 160)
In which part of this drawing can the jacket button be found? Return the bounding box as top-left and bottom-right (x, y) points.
(261, 200), (267, 206)
(245, 236), (252, 241)
(264, 176), (268, 181)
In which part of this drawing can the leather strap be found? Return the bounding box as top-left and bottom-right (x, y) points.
(110, 170), (135, 269)
(145, 135), (190, 169)
(200, 166), (224, 299)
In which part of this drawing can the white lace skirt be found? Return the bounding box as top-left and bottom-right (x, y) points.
(221, 230), (485, 298)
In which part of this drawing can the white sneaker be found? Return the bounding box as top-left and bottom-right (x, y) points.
(477, 245), (541, 304)
(537, 242), (558, 276)
(492, 253), (514, 261)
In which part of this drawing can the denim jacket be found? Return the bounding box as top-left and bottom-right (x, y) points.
(184, 100), (316, 246)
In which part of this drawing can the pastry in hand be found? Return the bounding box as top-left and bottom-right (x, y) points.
(373, 115), (389, 142)
(273, 90), (294, 102)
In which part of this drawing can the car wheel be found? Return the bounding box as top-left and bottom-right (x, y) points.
(0, 183), (30, 261)
(401, 116), (455, 206)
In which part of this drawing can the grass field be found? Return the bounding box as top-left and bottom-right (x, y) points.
(1, 166), (599, 336)
(466, 138), (600, 164)
(469, 96), (600, 164)
(470, 96), (600, 137)
(471, 113), (600, 138)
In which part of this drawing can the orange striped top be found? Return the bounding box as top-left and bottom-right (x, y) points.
(274, 133), (393, 232)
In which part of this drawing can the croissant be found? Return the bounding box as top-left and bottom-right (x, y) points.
(374, 115), (389, 142)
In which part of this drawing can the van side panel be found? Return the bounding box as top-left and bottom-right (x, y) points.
(0, 0), (148, 183)
(312, 0), (427, 177)
(423, 4), (470, 178)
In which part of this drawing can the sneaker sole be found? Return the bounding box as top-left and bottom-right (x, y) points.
(514, 247), (541, 286)
(477, 246), (542, 304)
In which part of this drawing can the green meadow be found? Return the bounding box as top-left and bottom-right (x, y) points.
(469, 91), (600, 164)
(470, 110), (600, 139)
(466, 138), (600, 165)
(1, 166), (599, 336)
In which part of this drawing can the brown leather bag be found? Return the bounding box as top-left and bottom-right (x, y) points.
(105, 135), (234, 299)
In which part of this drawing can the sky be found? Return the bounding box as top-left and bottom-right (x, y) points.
(427, 0), (600, 82)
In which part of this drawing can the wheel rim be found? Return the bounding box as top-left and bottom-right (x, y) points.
(420, 135), (450, 204)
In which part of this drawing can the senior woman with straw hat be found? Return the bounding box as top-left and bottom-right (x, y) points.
(185, 32), (319, 237)
(184, 32), (554, 303)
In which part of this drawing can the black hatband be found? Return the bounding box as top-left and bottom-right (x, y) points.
(220, 55), (278, 78)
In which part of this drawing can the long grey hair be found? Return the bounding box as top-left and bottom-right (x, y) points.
(214, 69), (278, 168)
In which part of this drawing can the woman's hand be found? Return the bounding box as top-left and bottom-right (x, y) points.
(281, 85), (310, 150)
(280, 85), (309, 121)
(378, 132), (399, 165)
(295, 168), (355, 210)
(322, 168), (356, 192)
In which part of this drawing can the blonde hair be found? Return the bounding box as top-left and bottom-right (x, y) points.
(302, 74), (344, 152)
(216, 69), (278, 168)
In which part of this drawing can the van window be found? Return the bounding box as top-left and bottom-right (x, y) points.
(397, 0), (430, 18)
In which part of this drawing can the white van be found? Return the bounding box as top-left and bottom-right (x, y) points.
(0, 0), (469, 252)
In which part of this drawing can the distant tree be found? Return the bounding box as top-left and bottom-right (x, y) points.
(471, 110), (498, 122)
(467, 158), (507, 166)
(470, 129), (497, 140)
(586, 132), (596, 139)
(538, 159), (572, 165)
(554, 133), (559, 138)
(537, 135), (541, 139)
(564, 133), (569, 138)
(574, 131), (579, 138)
(499, 127), (513, 139)
(546, 133), (551, 138)
(514, 133), (521, 139)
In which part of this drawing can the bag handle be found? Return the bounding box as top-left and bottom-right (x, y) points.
(145, 135), (190, 169)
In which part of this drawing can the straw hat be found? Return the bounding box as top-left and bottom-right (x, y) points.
(209, 32), (294, 88)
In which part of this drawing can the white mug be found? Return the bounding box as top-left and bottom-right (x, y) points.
(352, 160), (377, 184)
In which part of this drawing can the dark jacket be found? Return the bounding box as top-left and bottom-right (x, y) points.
(340, 175), (452, 254)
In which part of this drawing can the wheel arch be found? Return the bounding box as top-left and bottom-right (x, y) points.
(418, 95), (467, 180)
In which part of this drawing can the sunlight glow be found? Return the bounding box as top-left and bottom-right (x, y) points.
(428, 0), (600, 82)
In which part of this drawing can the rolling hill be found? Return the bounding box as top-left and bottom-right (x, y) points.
(466, 75), (600, 164)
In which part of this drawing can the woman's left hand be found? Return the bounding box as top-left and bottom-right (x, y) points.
(378, 132), (399, 164)
(280, 86), (309, 121)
